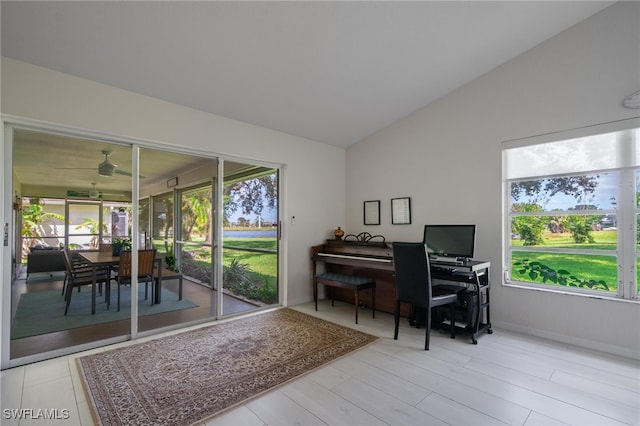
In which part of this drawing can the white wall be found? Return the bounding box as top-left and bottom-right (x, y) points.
(1, 56), (346, 308)
(346, 2), (640, 358)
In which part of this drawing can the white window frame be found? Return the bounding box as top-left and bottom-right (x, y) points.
(502, 118), (640, 301)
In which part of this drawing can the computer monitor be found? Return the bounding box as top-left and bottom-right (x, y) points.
(423, 224), (476, 261)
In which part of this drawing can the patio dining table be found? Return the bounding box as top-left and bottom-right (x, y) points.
(79, 251), (163, 314)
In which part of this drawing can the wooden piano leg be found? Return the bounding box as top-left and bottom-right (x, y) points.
(372, 286), (376, 319)
(354, 289), (359, 324)
(313, 277), (318, 311)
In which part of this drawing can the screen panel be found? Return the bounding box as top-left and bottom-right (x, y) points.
(423, 224), (476, 259)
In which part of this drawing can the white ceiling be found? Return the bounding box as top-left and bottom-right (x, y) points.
(1, 1), (613, 148)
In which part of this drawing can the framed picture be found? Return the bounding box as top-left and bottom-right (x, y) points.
(391, 197), (411, 225)
(363, 200), (380, 225)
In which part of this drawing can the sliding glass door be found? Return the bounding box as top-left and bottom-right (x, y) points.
(5, 123), (282, 367)
(8, 129), (133, 361)
(222, 163), (280, 315)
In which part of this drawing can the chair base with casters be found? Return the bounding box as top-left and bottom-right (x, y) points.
(392, 242), (459, 350)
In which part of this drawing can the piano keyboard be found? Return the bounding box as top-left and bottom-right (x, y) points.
(317, 252), (392, 263)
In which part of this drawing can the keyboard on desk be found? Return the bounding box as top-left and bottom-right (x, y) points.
(433, 284), (465, 295)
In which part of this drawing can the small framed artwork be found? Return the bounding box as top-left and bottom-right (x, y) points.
(391, 197), (411, 225)
(363, 200), (380, 225)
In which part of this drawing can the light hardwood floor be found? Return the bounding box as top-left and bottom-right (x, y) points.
(2, 300), (638, 426)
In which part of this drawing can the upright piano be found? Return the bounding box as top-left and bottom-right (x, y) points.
(312, 238), (492, 342)
(311, 239), (401, 315)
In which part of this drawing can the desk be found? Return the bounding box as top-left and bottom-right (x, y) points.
(431, 260), (492, 344)
(79, 252), (163, 314)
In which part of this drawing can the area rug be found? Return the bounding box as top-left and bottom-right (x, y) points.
(11, 286), (197, 339)
(77, 308), (379, 425)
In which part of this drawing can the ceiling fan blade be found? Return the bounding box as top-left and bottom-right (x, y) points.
(55, 167), (96, 170)
(114, 169), (145, 178)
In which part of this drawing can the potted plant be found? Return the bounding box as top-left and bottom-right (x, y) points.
(112, 237), (131, 256)
(164, 244), (178, 272)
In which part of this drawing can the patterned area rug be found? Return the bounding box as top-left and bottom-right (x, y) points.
(78, 308), (378, 425)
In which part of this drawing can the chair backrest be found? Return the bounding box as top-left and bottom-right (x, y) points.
(118, 249), (156, 278)
(99, 243), (112, 252)
(137, 249), (156, 277)
(392, 242), (433, 309)
(62, 248), (74, 274)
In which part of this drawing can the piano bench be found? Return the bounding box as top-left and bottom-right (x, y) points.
(313, 272), (376, 324)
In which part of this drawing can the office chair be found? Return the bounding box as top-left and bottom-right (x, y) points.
(392, 242), (458, 350)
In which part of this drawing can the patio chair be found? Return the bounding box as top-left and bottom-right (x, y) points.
(115, 249), (157, 311)
(62, 249), (111, 315)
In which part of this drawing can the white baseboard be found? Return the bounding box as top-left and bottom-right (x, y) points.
(492, 320), (640, 361)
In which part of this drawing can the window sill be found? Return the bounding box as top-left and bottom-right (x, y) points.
(503, 281), (640, 304)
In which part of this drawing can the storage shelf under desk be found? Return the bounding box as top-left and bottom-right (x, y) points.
(431, 260), (492, 344)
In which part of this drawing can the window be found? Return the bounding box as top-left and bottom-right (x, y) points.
(503, 120), (640, 300)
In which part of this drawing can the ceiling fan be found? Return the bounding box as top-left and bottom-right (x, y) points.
(67, 182), (102, 199)
(56, 149), (141, 177)
(67, 182), (124, 199)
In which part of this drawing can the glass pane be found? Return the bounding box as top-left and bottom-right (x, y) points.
(139, 197), (150, 248)
(637, 212), (640, 296)
(12, 130), (132, 359)
(152, 191), (174, 254)
(68, 202), (101, 249)
(504, 129), (639, 179)
(20, 197), (65, 260)
(511, 173), (617, 213)
(511, 251), (617, 293)
(140, 150), (218, 333)
(511, 214), (617, 250)
(222, 164), (279, 315)
(637, 169), (640, 208)
(180, 184), (213, 287)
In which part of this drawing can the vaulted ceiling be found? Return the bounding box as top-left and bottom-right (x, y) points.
(1, 1), (613, 148)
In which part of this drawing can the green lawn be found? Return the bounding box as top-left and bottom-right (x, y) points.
(222, 237), (277, 278)
(511, 229), (618, 250)
(511, 230), (640, 293)
(152, 236), (279, 304)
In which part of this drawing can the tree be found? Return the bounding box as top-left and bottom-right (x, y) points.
(182, 188), (212, 243)
(224, 173), (277, 223)
(511, 176), (601, 246)
(155, 197), (174, 254)
(567, 205), (600, 244)
(74, 217), (108, 249)
(547, 215), (568, 233)
(511, 176), (599, 205)
(511, 203), (546, 246)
